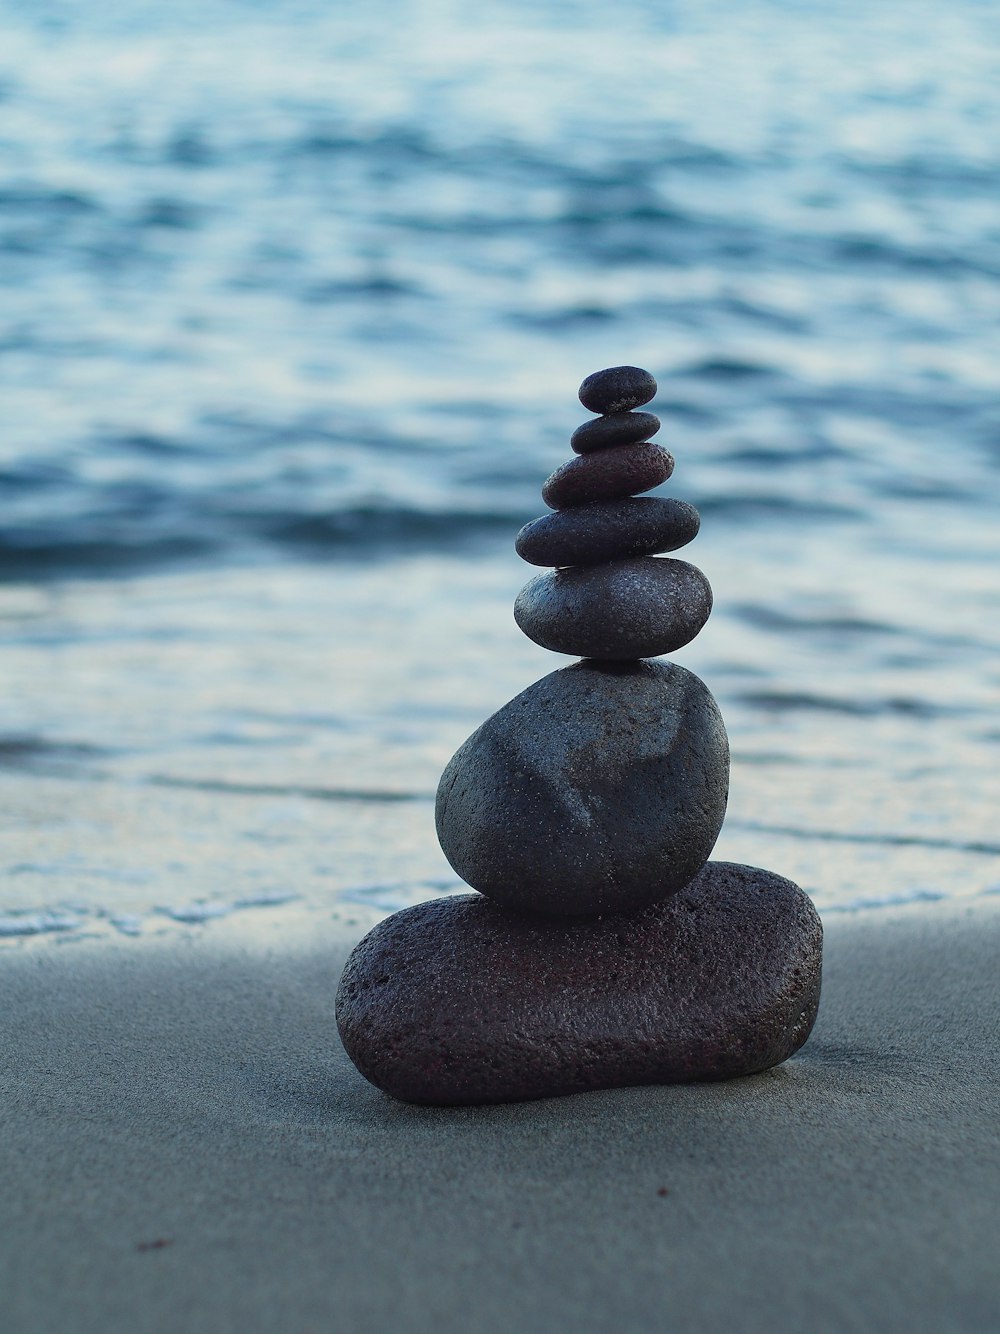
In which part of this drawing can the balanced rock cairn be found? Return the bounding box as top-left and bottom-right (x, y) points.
(337, 366), (823, 1106)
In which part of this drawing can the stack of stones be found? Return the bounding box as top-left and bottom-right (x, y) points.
(336, 366), (823, 1107)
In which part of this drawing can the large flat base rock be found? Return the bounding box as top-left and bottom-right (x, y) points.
(335, 862), (823, 1106)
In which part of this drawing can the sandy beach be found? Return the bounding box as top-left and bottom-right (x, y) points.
(2, 896), (998, 1334)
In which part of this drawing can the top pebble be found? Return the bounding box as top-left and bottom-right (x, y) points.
(579, 365), (657, 415)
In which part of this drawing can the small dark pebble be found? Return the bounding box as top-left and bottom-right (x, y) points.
(335, 863), (823, 1106)
(571, 410), (660, 455)
(542, 442), (674, 509)
(579, 365), (657, 414)
(515, 497), (700, 567)
(514, 556), (712, 659)
(136, 1239), (173, 1252)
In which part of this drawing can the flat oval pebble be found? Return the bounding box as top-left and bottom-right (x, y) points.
(335, 862), (823, 1106)
(578, 365), (657, 415)
(514, 556), (711, 658)
(436, 659), (728, 916)
(571, 410), (660, 454)
(542, 442), (673, 509)
(515, 497), (700, 567)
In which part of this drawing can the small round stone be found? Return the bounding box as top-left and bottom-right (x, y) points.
(515, 497), (701, 567)
(514, 556), (712, 658)
(335, 862), (822, 1105)
(579, 365), (657, 415)
(571, 411), (660, 455)
(542, 442), (673, 509)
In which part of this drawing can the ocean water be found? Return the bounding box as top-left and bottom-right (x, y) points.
(1, 0), (998, 944)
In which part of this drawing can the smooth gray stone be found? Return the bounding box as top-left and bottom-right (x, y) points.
(571, 410), (660, 454)
(335, 862), (822, 1106)
(542, 442), (674, 509)
(515, 497), (701, 567)
(514, 556), (712, 658)
(578, 365), (657, 415)
(435, 659), (729, 916)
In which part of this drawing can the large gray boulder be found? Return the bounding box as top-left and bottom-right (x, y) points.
(335, 863), (823, 1106)
(435, 659), (729, 917)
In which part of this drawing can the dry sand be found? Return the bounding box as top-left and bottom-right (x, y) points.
(2, 897), (998, 1334)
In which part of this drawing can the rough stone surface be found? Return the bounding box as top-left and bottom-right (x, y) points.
(571, 410), (660, 454)
(578, 365), (657, 415)
(435, 659), (729, 916)
(543, 442), (674, 509)
(514, 556), (712, 658)
(515, 497), (701, 568)
(335, 862), (823, 1106)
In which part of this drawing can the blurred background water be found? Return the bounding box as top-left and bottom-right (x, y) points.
(1, 0), (998, 942)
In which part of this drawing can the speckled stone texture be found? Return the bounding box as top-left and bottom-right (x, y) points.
(515, 497), (700, 568)
(542, 442), (674, 509)
(335, 863), (823, 1106)
(435, 659), (729, 916)
(571, 410), (660, 454)
(514, 556), (712, 659)
(578, 365), (657, 415)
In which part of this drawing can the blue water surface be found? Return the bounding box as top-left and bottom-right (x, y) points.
(0, 0), (998, 935)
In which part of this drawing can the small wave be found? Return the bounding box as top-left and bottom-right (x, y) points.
(831, 233), (999, 277)
(134, 198), (202, 230)
(874, 475), (981, 503)
(730, 605), (897, 637)
(822, 889), (947, 913)
(0, 894), (299, 942)
(110, 915), (143, 937)
(114, 432), (209, 459)
(675, 357), (779, 381)
(716, 296), (809, 333)
(0, 185), (99, 214)
(0, 505), (517, 580)
(841, 152), (1000, 198)
(289, 123), (442, 165)
(777, 383), (982, 428)
(0, 911), (82, 937)
(726, 820), (1000, 857)
(655, 400), (719, 422)
(0, 534), (215, 580)
(252, 506), (516, 553)
(697, 495), (859, 521)
(340, 878), (466, 913)
(301, 275), (423, 303)
(735, 690), (963, 719)
(557, 199), (693, 229)
(166, 128), (216, 168)
(650, 140), (741, 173)
(718, 442), (844, 465)
(146, 775), (432, 802)
(508, 305), (619, 331)
(0, 735), (112, 771)
(156, 891), (298, 924)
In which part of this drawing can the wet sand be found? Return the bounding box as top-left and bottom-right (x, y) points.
(2, 897), (998, 1333)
